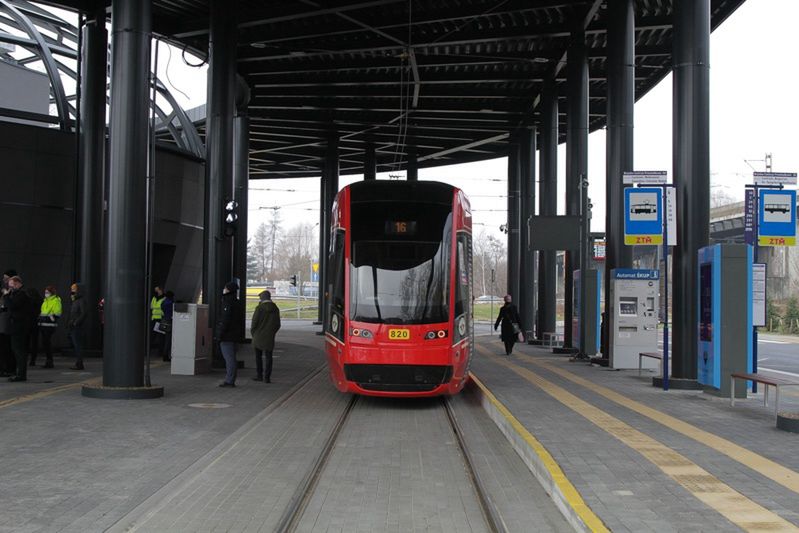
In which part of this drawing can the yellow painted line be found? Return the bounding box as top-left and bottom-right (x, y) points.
(469, 373), (609, 533)
(0, 362), (166, 410)
(527, 356), (799, 497)
(0, 377), (101, 409)
(477, 345), (798, 532)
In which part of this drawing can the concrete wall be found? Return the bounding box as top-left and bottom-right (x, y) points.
(0, 121), (206, 347)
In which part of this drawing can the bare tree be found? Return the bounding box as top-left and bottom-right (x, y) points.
(251, 223), (270, 282)
(277, 222), (318, 281)
(473, 230), (506, 296)
(710, 187), (736, 208)
(265, 208), (283, 276)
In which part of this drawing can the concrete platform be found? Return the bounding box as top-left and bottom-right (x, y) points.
(472, 336), (799, 532)
(2, 327), (798, 532)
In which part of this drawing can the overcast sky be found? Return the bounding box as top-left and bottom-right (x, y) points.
(149, 0), (798, 246)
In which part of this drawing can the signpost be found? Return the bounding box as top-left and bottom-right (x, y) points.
(746, 171), (796, 391)
(623, 172), (673, 390)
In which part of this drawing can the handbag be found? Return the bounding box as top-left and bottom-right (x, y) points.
(511, 322), (524, 343)
(157, 320), (172, 334)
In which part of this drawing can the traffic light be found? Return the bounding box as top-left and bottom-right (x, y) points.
(290, 275), (297, 287)
(223, 200), (238, 237)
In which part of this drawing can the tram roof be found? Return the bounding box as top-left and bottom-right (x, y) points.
(49, 0), (744, 179)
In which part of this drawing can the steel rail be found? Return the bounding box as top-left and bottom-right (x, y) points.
(443, 396), (509, 533)
(276, 393), (359, 533)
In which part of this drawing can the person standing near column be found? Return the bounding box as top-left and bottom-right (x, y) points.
(68, 283), (87, 370)
(38, 285), (62, 368)
(150, 286), (165, 346)
(215, 281), (242, 388)
(6, 276), (32, 382)
(250, 290), (281, 383)
(159, 290), (174, 362)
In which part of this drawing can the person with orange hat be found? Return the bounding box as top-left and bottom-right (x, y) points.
(67, 283), (88, 370)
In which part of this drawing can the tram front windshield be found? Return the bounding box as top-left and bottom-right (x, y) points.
(350, 203), (452, 325)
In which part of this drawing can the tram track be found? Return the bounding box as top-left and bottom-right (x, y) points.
(276, 392), (508, 533)
(276, 394), (359, 533)
(443, 396), (509, 533)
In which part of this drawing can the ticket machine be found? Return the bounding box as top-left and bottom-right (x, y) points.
(697, 244), (752, 398)
(608, 269), (659, 369)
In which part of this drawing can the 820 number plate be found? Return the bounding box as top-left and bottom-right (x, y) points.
(388, 329), (410, 340)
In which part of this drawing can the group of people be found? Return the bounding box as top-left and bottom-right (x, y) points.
(0, 270), (88, 382)
(214, 282), (281, 388)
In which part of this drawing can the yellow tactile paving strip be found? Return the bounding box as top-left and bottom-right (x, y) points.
(469, 373), (610, 533)
(529, 357), (799, 496)
(476, 345), (798, 533)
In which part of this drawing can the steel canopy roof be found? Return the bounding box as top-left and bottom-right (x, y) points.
(48, 0), (745, 178)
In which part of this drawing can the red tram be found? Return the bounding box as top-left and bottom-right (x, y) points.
(324, 180), (473, 397)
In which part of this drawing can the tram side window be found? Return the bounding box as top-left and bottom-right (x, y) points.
(454, 234), (471, 319)
(330, 230), (345, 313)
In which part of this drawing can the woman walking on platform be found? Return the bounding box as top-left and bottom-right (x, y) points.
(494, 294), (522, 356)
(38, 285), (61, 368)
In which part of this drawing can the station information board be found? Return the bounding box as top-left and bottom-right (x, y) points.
(758, 189), (796, 246)
(624, 187), (663, 245)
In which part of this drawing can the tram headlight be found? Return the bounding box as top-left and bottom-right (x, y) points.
(351, 328), (373, 338)
(424, 330), (448, 340)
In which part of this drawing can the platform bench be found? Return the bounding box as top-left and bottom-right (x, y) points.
(638, 352), (662, 376)
(730, 372), (799, 418)
(542, 332), (563, 348)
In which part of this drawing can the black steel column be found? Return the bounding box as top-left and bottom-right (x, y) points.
(538, 82), (558, 340)
(406, 146), (418, 181)
(102, 0), (151, 388)
(672, 0), (710, 381)
(319, 131), (339, 328)
(564, 30), (589, 349)
(203, 0), (237, 337)
(316, 173), (326, 324)
(364, 142), (376, 180)
(604, 0), (635, 356)
(506, 134), (520, 300)
(232, 78), (250, 340)
(518, 127), (537, 336)
(77, 5), (107, 352)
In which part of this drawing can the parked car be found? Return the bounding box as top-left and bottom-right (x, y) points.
(476, 295), (503, 303)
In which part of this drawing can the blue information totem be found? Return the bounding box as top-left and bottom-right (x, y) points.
(697, 244), (752, 398)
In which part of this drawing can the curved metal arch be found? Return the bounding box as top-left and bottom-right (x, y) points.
(0, 0), (69, 130)
(0, 0), (205, 158)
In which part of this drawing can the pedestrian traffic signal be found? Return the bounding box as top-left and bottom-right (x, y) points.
(223, 200), (238, 237)
(290, 275), (297, 287)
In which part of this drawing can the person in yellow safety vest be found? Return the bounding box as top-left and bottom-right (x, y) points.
(37, 285), (62, 368)
(150, 286), (164, 346)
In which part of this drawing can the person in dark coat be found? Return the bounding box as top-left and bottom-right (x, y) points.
(215, 281), (243, 387)
(68, 283), (88, 370)
(0, 269), (17, 377)
(6, 276), (33, 381)
(250, 290), (281, 383)
(494, 294), (522, 356)
(25, 285), (43, 366)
